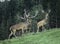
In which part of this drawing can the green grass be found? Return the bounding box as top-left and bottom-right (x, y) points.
(0, 28), (60, 44)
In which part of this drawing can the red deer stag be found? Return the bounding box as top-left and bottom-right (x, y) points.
(37, 9), (51, 32)
(8, 9), (39, 38)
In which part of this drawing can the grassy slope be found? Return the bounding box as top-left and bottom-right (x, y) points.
(0, 28), (60, 44)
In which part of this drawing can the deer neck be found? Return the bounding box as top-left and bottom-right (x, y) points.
(25, 21), (30, 25)
(44, 13), (49, 22)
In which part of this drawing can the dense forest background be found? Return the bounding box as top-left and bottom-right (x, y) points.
(0, 0), (60, 40)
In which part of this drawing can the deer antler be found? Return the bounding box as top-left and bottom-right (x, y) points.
(41, 9), (51, 13)
(20, 9), (39, 20)
(20, 16), (25, 19)
(20, 9), (28, 20)
(29, 10), (39, 18)
(16, 12), (25, 20)
(23, 9), (30, 18)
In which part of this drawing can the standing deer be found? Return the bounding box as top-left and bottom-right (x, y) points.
(8, 9), (39, 38)
(37, 9), (51, 32)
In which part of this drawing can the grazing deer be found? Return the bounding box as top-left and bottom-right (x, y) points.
(8, 9), (39, 38)
(37, 9), (51, 32)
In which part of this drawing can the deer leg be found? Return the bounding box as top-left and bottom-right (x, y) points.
(29, 28), (31, 33)
(37, 26), (39, 32)
(8, 31), (13, 39)
(22, 29), (24, 34)
(13, 30), (17, 38)
(42, 26), (46, 31)
(26, 29), (27, 33)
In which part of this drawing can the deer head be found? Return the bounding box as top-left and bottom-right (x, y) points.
(41, 9), (51, 18)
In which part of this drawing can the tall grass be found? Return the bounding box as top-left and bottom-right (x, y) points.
(0, 28), (60, 44)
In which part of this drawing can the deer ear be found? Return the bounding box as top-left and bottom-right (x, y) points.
(24, 9), (26, 12)
(42, 10), (45, 13)
(48, 9), (51, 13)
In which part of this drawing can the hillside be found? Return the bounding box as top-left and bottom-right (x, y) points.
(0, 28), (60, 44)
